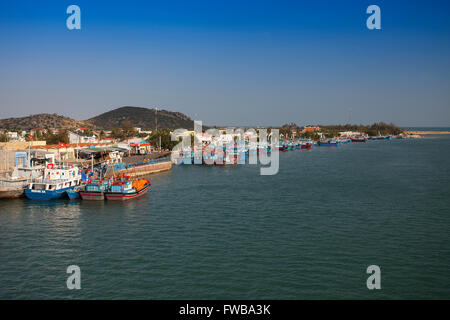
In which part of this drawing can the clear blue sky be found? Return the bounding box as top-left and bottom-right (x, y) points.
(0, 0), (449, 127)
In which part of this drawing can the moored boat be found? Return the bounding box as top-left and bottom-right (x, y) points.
(24, 164), (81, 200)
(67, 186), (81, 200)
(317, 140), (339, 146)
(301, 143), (312, 149)
(351, 137), (367, 143)
(79, 178), (111, 200)
(104, 176), (150, 201)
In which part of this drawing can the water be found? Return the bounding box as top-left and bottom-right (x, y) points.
(1, 136), (449, 299)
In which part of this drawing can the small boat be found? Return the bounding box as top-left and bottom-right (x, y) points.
(277, 144), (288, 151)
(317, 140), (339, 146)
(338, 138), (351, 144)
(67, 186), (82, 200)
(25, 164), (81, 200)
(301, 143), (312, 149)
(79, 178), (111, 200)
(104, 176), (150, 201)
(351, 137), (367, 143)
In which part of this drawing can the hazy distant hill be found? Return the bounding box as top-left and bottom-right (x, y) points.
(0, 113), (91, 130)
(85, 106), (194, 130)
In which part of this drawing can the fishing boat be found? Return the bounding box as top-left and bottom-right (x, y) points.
(79, 177), (111, 200)
(0, 165), (44, 199)
(351, 137), (367, 143)
(369, 135), (391, 140)
(66, 186), (82, 200)
(104, 176), (150, 201)
(301, 143), (312, 149)
(317, 140), (339, 146)
(24, 164), (81, 200)
(338, 138), (351, 144)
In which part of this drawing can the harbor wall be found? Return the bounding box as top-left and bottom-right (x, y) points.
(106, 160), (172, 178)
(0, 141), (46, 150)
(0, 151), (16, 174)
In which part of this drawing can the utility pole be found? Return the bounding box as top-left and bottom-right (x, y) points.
(155, 107), (161, 151)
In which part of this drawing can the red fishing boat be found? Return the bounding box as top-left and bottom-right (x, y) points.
(351, 137), (367, 142)
(301, 143), (312, 149)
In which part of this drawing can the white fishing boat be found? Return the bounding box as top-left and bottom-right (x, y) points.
(24, 164), (81, 200)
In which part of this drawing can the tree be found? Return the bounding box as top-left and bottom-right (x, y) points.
(44, 130), (69, 145)
(148, 129), (180, 150)
(0, 133), (9, 142)
(122, 120), (136, 138)
(111, 128), (123, 139)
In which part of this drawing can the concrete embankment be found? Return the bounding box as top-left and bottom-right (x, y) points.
(106, 160), (172, 178)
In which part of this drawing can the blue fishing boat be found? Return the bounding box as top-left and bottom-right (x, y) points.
(79, 177), (111, 200)
(317, 140), (339, 146)
(24, 164), (81, 200)
(67, 187), (81, 200)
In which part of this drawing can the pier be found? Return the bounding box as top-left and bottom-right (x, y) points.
(105, 153), (173, 178)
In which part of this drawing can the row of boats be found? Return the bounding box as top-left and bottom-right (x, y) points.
(317, 135), (395, 146)
(0, 163), (150, 201)
(174, 140), (315, 165)
(173, 134), (397, 164)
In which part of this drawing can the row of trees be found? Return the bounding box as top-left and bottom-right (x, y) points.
(278, 122), (404, 139)
(319, 122), (404, 136)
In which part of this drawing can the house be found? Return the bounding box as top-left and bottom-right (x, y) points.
(302, 126), (321, 133)
(69, 131), (98, 144)
(339, 131), (363, 137)
(6, 132), (19, 140)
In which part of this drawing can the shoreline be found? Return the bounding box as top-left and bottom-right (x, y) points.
(406, 131), (450, 135)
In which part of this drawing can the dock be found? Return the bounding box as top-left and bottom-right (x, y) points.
(105, 153), (173, 178)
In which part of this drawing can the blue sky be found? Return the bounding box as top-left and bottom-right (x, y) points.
(0, 0), (449, 126)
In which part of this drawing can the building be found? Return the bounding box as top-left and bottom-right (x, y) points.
(302, 126), (321, 133)
(339, 131), (363, 137)
(69, 131), (98, 144)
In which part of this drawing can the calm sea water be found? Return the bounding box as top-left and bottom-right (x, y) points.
(1, 136), (449, 299)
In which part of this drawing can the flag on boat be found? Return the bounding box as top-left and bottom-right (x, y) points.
(59, 142), (67, 148)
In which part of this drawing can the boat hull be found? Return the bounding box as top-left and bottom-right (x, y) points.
(25, 186), (74, 200)
(79, 191), (105, 201)
(317, 142), (339, 146)
(301, 143), (312, 149)
(104, 183), (150, 201)
(67, 190), (80, 200)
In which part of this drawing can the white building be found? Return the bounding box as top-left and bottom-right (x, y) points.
(69, 131), (98, 144)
